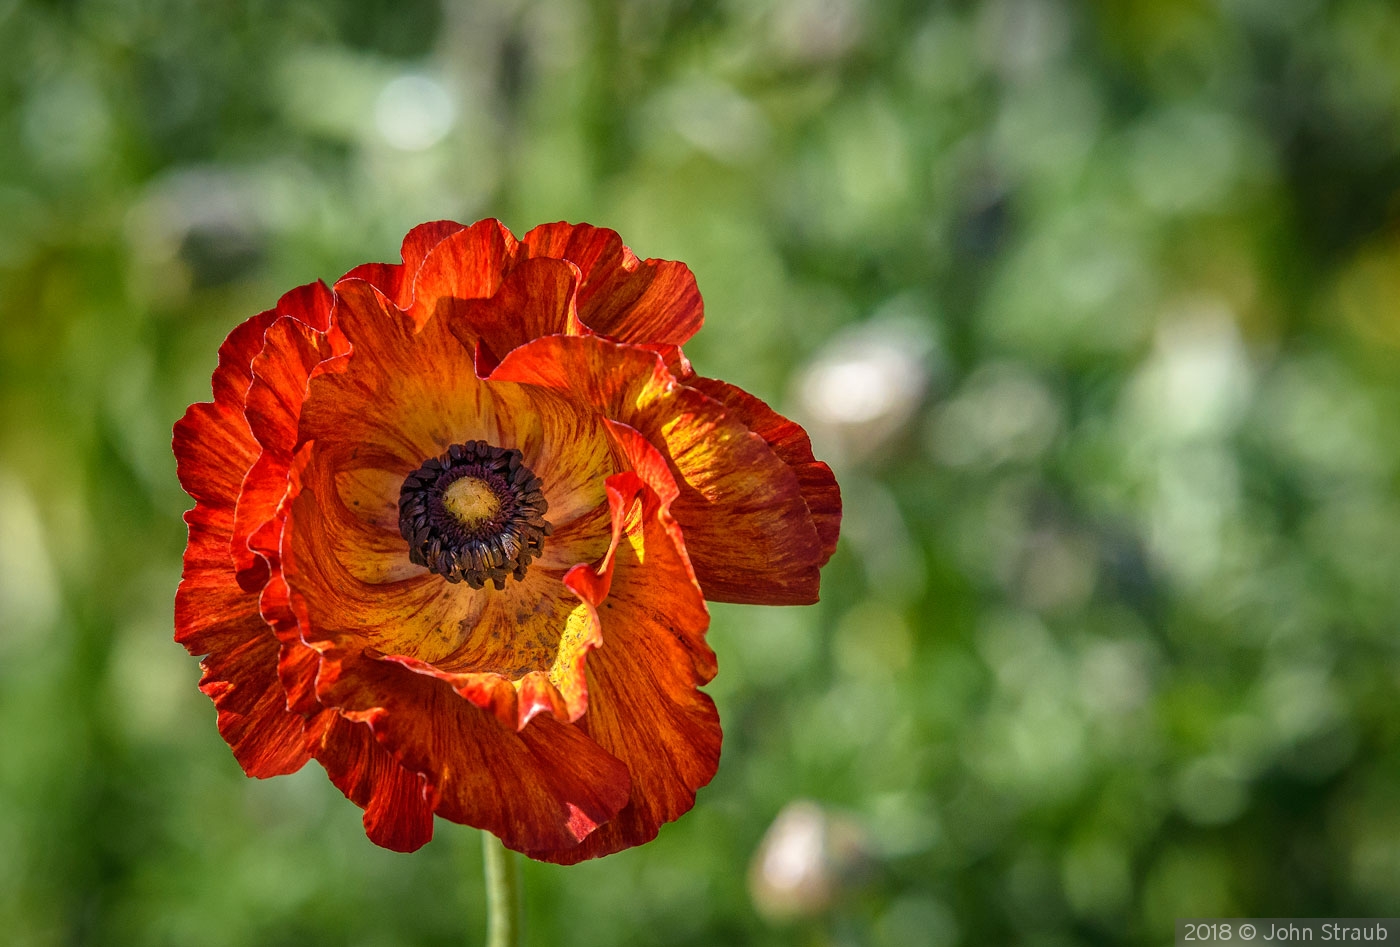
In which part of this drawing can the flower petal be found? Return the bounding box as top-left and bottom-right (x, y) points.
(173, 311), (316, 778)
(521, 222), (704, 345)
(300, 278), (616, 565)
(341, 219), (469, 311)
(232, 282), (343, 588)
(687, 377), (841, 565)
(403, 218), (519, 330)
(285, 438), (609, 728)
(313, 644), (631, 859)
(552, 427), (718, 862)
(490, 336), (828, 605)
(448, 256), (585, 375)
(314, 714), (435, 853)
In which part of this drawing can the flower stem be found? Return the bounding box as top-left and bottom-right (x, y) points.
(482, 831), (521, 947)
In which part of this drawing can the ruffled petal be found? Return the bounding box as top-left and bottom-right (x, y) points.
(207, 309), (280, 412)
(490, 336), (828, 605)
(284, 432), (611, 729)
(302, 278), (617, 550)
(402, 219), (519, 331)
(687, 377), (841, 565)
(552, 423), (719, 862)
(312, 644), (631, 860)
(521, 222), (704, 346)
(341, 219), (468, 311)
(448, 256), (586, 375)
(286, 282), (619, 727)
(314, 714), (435, 852)
(173, 311), (316, 778)
(232, 282), (343, 587)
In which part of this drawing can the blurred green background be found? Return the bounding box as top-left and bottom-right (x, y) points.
(3, 0), (1400, 944)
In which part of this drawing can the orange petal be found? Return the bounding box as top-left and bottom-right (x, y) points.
(207, 309), (279, 412)
(688, 376), (841, 565)
(258, 569), (324, 716)
(448, 256), (586, 374)
(302, 277), (617, 546)
(285, 284), (619, 727)
(285, 442), (609, 728)
(313, 645), (631, 859)
(306, 278), (498, 475)
(341, 219), (468, 311)
(402, 218), (519, 330)
(189, 620), (314, 777)
(490, 336), (828, 605)
(314, 714), (435, 852)
(554, 448), (719, 862)
(173, 314), (318, 776)
(232, 283), (343, 587)
(521, 222), (703, 345)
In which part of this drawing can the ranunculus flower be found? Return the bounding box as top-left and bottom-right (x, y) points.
(173, 219), (841, 862)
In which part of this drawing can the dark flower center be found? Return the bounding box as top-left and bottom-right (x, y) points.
(398, 441), (551, 590)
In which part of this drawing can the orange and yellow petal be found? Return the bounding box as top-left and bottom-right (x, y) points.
(313, 644), (632, 859)
(687, 376), (841, 565)
(284, 282), (620, 724)
(551, 429), (719, 862)
(491, 335), (829, 604)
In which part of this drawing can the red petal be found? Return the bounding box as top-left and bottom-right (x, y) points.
(208, 309), (279, 412)
(313, 645), (631, 859)
(189, 619), (313, 777)
(402, 218), (518, 330)
(448, 256), (585, 375)
(315, 714), (435, 853)
(341, 220), (468, 311)
(490, 336), (828, 605)
(687, 377), (841, 565)
(232, 283), (343, 586)
(521, 222), (704, 346)
(553, 433), (719, 862)
(173, 312), (317, 776)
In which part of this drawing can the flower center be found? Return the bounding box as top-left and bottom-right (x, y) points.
(398, 441), (551, 590)
(442, 476), (502, 527)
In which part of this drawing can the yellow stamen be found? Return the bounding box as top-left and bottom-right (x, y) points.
(442, 476), (502, 528)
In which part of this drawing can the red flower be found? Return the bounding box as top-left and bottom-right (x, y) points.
(173, 220), (841, 862)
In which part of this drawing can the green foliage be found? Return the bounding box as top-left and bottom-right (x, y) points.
(3, 0), (1400, 943)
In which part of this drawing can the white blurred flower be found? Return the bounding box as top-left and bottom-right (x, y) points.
(749, 801), (874, 922)
(797, 301), (940, 460)
(375, 74), (456, 152)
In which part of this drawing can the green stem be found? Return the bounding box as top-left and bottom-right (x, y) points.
(482, 831), (521, 947)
